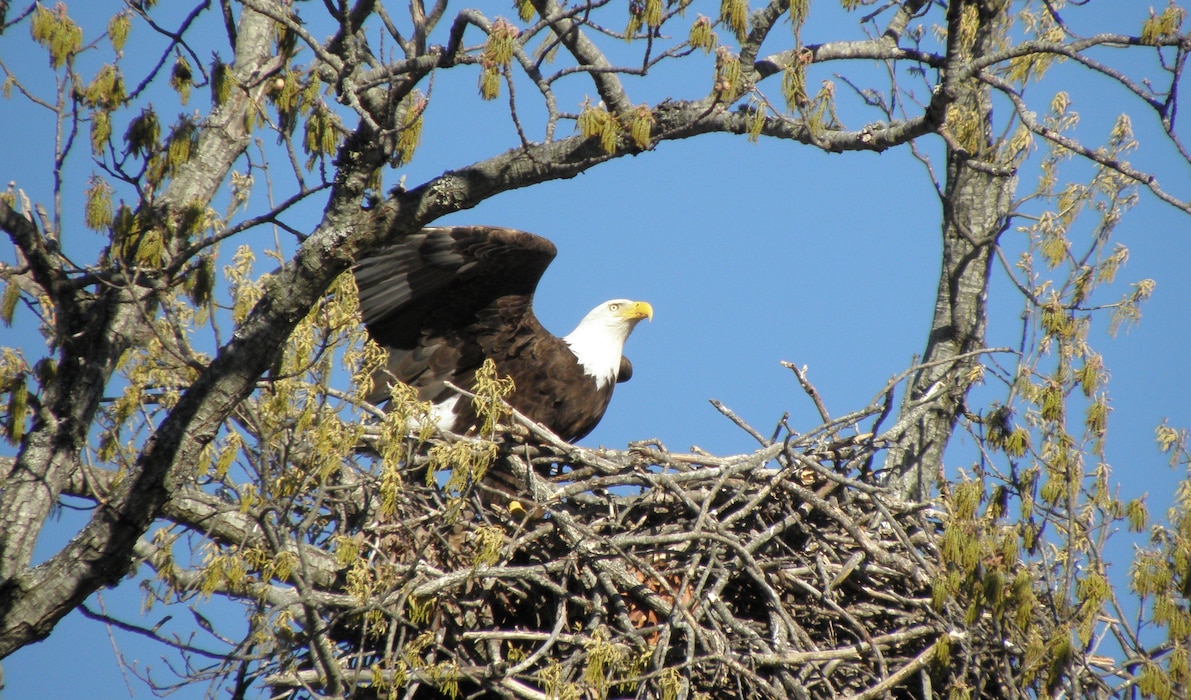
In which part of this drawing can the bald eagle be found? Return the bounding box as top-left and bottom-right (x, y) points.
(354, 226), (652, 442)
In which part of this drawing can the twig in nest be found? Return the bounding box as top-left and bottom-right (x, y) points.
(782, 360), (832, 423)
(709, 398), (769, 445)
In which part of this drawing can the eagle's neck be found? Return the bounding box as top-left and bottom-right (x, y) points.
(563, 320), (629, 390)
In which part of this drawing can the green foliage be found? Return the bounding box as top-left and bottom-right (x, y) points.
(1003, 6), (1067, 86)
(782, 61), (808, 110)
(273, 14), (297, 58)
(945, 99), (983, 154)
(81, 64), (126, 108)
(124, 108), (161, 159)
(627, 104), (654, 149)
(471, 358), (515, 437)
(643, 0), (663, 30)
(582, 626), (634, 700)
(170, 55), (193, 105)
(1127, 427), (1191, 697)
(269, 70), (302, 131)
(1142, 4), (1187, 45)
(805, 80), (838, 137)
(89, 109), (112, 155)
(478, 18), (519, 100)
(934, 472), (1055, 684)
(719, 0), (748, 43)
(107, 12), (131, 55)
(933, 66), (1176, 694)
(789, 0), (809, 42)
(471, 524), (504, 569)
(1, 351), (29, 445)
(578, 101), (620, 153)
(84, 177), (113, 232)
(1008, 96), (1145, 490)
(211, 57), (231, 106)
(164, 118), (199, 177)
(780, 48), (840, 139)
(1110, 278), (1155, 336)
(428, 439), (498, 515)
(0, 282), (19, 327)
(108, 216), (156, 268)
(713, 46), (744, 101)
(30, 4), (82, 69)
(514, 0), (536, 23)
(115, 243), (407, 649)
(1157, 421), (1190, 470)
(625, 0), (664, 38)
(688, 15), (717, 53)
(302, 104), (342, 169)
(744, 98), (766, 142)
(1127, 497), (1150, 533)
(392, 92), (426, 167)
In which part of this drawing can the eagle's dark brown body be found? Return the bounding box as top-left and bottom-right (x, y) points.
(354, 226), (649, 442)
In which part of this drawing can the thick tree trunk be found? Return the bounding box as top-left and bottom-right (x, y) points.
(0, 8), (276, 657)
(884, 162), (1013, 500)
(884, 1), (1015, 500)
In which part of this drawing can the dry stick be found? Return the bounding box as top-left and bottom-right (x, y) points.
(498, 677), (553, 700)
(709, 398), (771, 445)
(504, 597), (571, 677)
(782, 360), (832, 424)
(845, 637), (941, 700)
(77, 600), (230, 660)
(719, 463), (804, 530)
(782, 571), (890, 680)
(778, 477), (920, 578)
(751, 625), (937, 667)
(794, 346), (1018, 449)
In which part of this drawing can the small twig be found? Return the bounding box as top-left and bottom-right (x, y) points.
(709, 399), (769, 446)
(844, 636), (942, 700)
(78, 602), (229, 660)
(781, 360), (832, 424)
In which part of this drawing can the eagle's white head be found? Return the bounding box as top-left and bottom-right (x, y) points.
(563, 299), (653, 389)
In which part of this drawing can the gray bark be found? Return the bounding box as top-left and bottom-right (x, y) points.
(883, 1), (1016, 500)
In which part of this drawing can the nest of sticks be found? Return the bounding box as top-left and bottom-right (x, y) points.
(262, 415), (1088, 700)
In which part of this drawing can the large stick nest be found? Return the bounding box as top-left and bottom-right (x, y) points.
(261, 420), (1095, 700)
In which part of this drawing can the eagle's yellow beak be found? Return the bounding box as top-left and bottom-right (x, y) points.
(622, 301), (653, 322)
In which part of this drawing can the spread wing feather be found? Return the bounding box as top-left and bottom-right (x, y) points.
(354, 226), (556, 351)
(355, 226), (595, 435)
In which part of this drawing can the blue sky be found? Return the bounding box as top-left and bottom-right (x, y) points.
(2, 2), (1189, 697)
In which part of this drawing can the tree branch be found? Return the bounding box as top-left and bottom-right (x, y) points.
(529, 0), (631, 114)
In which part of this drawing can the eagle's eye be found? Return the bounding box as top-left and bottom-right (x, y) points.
(608, 303), (620, 311)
